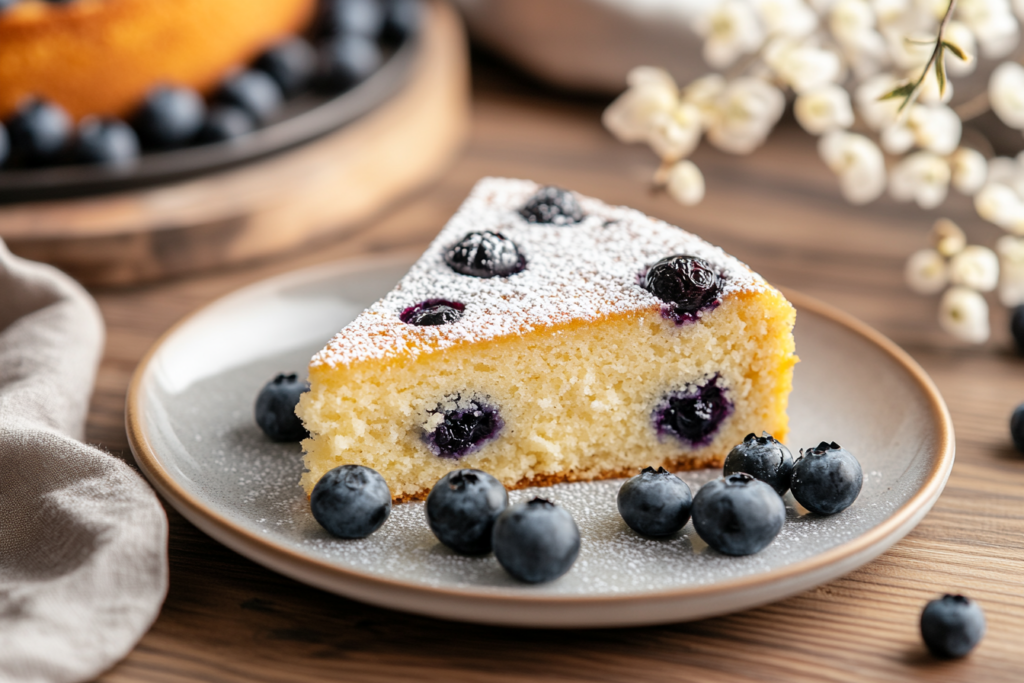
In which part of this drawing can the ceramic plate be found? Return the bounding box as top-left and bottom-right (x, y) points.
(127, 253), (955, 628)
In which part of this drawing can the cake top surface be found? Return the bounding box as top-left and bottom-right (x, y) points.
(312, 177), (770, 368)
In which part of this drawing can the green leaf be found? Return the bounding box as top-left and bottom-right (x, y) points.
(935, 46), (947, 96)
(942, 40), (968, 61)
(878, 83), (916, 101)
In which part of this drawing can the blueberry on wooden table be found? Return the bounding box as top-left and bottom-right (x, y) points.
(256, 37), (318, 97)
(723, 431), (795, 496)
(254, 373), (309, 442)
(492, 498), (580, 583)
(920, 594), (986, 658)
(691, 473), (785, 556)
(426, 469), (508, 554)
(1010, 403), (1024, 453)
(617, 466), (692, 537)
(6, 98), (72, 166)
(134, 86), (206, 148)
(75, 117), (140, 166)
(790, 441), (863, 515)
(311, 465), (392, 539)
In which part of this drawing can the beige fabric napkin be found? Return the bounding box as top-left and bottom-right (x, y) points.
(0, 240), (168, 683)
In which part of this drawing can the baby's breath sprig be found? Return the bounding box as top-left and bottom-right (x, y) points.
(878, 0), (967, 113)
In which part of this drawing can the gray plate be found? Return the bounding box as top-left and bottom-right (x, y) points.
(128, 253), (955, 628)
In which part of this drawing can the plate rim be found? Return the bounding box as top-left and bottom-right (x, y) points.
(126, 252), (955, 624)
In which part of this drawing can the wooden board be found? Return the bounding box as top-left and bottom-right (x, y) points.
(82, 65), (1024, 681)
(0, 0), (469, 287)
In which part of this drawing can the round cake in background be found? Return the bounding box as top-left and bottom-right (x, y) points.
(0, 0), (316, 121)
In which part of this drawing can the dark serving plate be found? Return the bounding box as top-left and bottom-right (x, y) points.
(0, 31), (418, 204)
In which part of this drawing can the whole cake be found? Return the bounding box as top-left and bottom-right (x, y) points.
(0, 0), (315, 120)
(298, 178), (797, 501)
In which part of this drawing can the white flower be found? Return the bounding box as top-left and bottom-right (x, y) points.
(830, 0), (876, 44)
(943, 21), (977, 77)
(990, 61), (1024, 130)
(818, 131), (888, 203)
(603, 67), (678, 144)
(881, 119), (916, 154)
(882, 21), (934, 70)
(939, 286), (990, 343)
(996, 235), (1024, 305)
(957, 0), (1020, 59)
(794, 84), (855, 134)
(856, 73), (904, 130)
(950, 147), (988, 195)
(974, 183), (1024, 232)
(987, 155), (1021, 184)
(905, 248), (949, 294)
(931, 217), (967, 257)
(890, 152), (951, 209)
(764, 39), (843, 93)
(666, 160), (706, 205)
(949, 245), (999, 291)
(682, 74), (728, 126)
(647, 103), (704, 161)
(754, 0), (818, 37)
(909, 105), (962, 155)
(872, 0), (909, 21)
(693, 0), (766, 69)
(705, 77), (786, 154)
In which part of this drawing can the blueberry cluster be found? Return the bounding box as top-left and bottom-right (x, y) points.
(311, 464), (581, 583)
(0, 0), (418, 170)
(617, 433), (863, 556)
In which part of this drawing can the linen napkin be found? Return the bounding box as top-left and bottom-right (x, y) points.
(0, 240), (168, 683)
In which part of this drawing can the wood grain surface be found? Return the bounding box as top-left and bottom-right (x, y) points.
(87, 56), (1024, 682)
(0, 0), (469, 287)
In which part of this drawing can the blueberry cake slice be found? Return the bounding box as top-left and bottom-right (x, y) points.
(298, 177), (797, 501)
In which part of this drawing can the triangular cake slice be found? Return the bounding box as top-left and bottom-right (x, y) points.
(298, 178), (797, 501)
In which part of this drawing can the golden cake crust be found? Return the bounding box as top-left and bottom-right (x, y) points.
(0, 0), (315, 120)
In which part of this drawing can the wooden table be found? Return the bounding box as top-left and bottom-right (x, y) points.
(89, 59), (1024, 682)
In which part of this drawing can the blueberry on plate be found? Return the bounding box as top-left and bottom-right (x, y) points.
(642, 254), (721, 317)
(317, 34), (383, 93)
(723, 431), (795, 496)
(216, 69), (283, 125)
(492, 498), (580, 583)
(444, 231), (526, 278)
(691, 473), (785, 556)
(426, 469), (508, 554)
(6, 98), (72, 165)
(617, 466), (692, 537)
(75, 117), (140, 166)
(0, 121), (9, 167)
(319, 0), (387, 38)
(920, 594), (986, 658)
(519, 186), (584, 225)
(134, 86), (206, 148)
(197, 105), (255, 143)
(1011, 403), (1024, 453)
(255, 373), (309, 442)
(256, 37), (318, 97)
(790, 441), (863, 515)
(310, 464), (392, 538)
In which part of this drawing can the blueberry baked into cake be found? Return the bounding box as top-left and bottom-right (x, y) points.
(298, 177), (797, 501)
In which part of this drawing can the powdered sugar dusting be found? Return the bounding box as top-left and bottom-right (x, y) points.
(312, 178), (769, 368)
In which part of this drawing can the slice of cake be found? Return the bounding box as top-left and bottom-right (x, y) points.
(298, 178), (797, 501)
